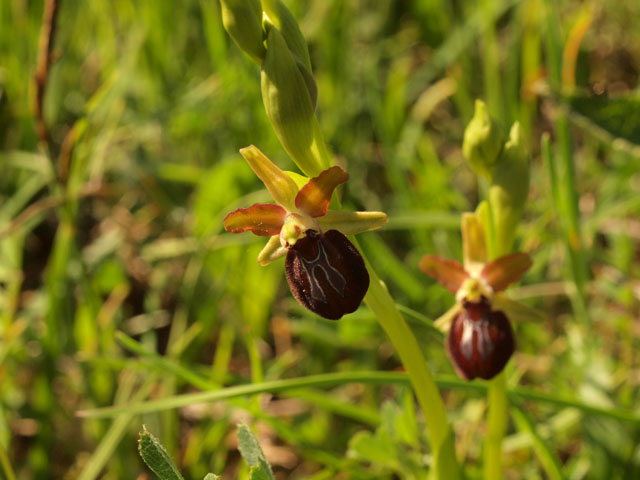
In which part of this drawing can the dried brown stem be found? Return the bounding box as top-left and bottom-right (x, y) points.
(0, 184), (118, 238)
(34, 0), (61, 148)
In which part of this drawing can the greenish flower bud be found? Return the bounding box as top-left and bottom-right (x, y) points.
(261, 0), (317, 108)
(261, 26), (323, 176)
(261, 0), (311, 69)
(463, 100), (505, 180)
(489, 122), (529, 255)
(295, 56), (318, 110)
(220, 0), (265, 64)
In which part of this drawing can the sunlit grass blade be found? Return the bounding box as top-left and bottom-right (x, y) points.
(77, 370), (640, 429)
(511, 404), (565, 480)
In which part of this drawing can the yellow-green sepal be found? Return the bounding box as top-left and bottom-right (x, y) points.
(257, 235), (287, 266)
(461, 211), (487, 271)
(317, 210), (388, 235)
(239, 145), (299, 212)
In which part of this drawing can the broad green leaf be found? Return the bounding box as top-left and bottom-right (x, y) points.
(138, 426), (185, 480)
(249, 463), (274, 480)
(348, 429), (399, 471)
(237, 424), (275, 480)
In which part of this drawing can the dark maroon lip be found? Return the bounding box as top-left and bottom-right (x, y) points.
(446, 297), (515, 380)
(285, 229), (369, 320)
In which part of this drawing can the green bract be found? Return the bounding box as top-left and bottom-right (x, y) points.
(261, 26), (324, 176)
(220, 0), (265, 64)
(261, 0), (311, 69)
(463, 99), (505, 180)
(490, 122), (529, 254)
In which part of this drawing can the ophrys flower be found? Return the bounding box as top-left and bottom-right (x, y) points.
(419, 214), (532, 380)
(224, 145), (387, 319)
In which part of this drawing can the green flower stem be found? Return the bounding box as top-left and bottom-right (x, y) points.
(0, 442), (17, 480)
(308, 87), (458, 474)
(484, 371), (508, 480)
(355, 239), (460, 479)
(483, 193), (514, 480)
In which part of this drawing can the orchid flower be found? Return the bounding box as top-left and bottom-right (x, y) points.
(419, 214), (532, 380)
(224, 145), (387, 319)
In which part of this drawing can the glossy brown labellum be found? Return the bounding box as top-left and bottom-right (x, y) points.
(285, 229), (369, 320)
(446, 298), (514, 380)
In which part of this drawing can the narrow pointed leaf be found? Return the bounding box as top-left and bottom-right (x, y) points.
(239, 145), (299, 211)
(257, 235), (287, 266)
(419, 255), (469, 294)
(224, 203), (286, 236)
(481, 252), (532, 292)
(295, 166), (348, 217)
(317, 210), (388, 235)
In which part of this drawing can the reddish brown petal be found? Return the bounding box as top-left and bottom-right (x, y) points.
(481, 252), (532, 292)
(295, 166), (349, 218)
(223, 203), (286, 236)
(446, 299), (515, 380)
(419, 255), (469, 294)
(285, 229), (368, 319)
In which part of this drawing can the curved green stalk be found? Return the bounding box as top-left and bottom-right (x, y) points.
(0, 442), (17, 480)
(312, 95), (459, 477)
(359, 251), (460, 478)
(484, 371), (508, 480)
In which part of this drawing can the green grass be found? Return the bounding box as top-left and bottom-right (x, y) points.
(1, 0), (640, 478)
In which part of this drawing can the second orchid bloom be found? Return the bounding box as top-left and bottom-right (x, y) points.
(419, 214), (532, 381)
(224, 146), (387, 319)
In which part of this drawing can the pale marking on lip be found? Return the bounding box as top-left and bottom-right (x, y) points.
(459, 310), (494, 362)
(297, 236), (347, 302)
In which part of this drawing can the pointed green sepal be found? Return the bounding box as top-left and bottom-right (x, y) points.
(434, 303), (462, 332)
(462, 99), (504, 180)
(492, 294), (546, 324)
(220, 0), (266, 64)
(257, 235), (287, 265)
(316, 210), (388, 235)
(239, 145), (299, 211)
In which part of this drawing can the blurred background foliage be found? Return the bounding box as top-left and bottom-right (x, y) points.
(1, 0), (639, 478)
